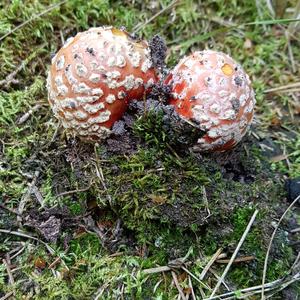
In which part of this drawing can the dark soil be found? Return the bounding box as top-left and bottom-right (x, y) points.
(149, 34), (168, 74)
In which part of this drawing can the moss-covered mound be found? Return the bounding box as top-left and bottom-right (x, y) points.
(0, 0), (299, 299)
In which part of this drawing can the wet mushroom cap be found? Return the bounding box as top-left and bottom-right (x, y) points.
(47, 26), (158, 140)
(165, 50), (255, 151)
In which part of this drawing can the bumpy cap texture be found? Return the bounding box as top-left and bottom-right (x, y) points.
(47, 26), (157, 139)
(165, 50), (255, 151)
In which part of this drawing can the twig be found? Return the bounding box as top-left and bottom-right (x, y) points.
(10, 244), (26, 260)
(0, 204), (20, 216)
(143, 261), (211, 290)
(181, 266), (211, 290)
(171, 271), (187, 300)
(94, 144), (113, 206)
(261, 195), (300, 299)
(285, 31), (296, 73)
(94, 282), (110, 300)
(0, 62), (24, 87)
(290, 227), (300, 233)
(206, 272), (300, 299)
(59, 30), (65, 45)
(48, 257), (61, 269)
(188, 275), (196, 300)
(11, 266), (25, 273)
(216, 253), (227, 260)
(18, 170), (40, 217)
(120, 283), (125, 300)
(17, 104), (42, 125)
(0, 229), (71, 273)
(195, 251), (229, 294)
(209, 16), (236, 27)
(153, 279), (163, 293)
(49, 122), (61, 145)
(208, 209), (259, 299)
(8, 244), (23, 256)
(0, 292), (14, 300)
(199, 248), (223, 280)
(31, 185), (44, 207)
(143, 266), (171, 274)
(3, 257), (15, 296)
(291, 252), (300, 270)
(202, 186), (211, 220)
(56, 182), (93, 198)
(209, 268), (230, 291)
(264, 82), (300, 93)
(0, 229), (55, 255)
(0, 0), (67, 41)
(108, 251), (124, 258)
(133, 0), (180, 33)
(0, 43), (46, 88)
(265, 273), (300, 299)
(166, 143), (181, 161)
(216, 255), (256, 264)
(267, 88), (300, 94)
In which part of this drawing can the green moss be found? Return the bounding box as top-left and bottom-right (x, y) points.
(0, 0), (299, 298)
(134, 111), (167, 149)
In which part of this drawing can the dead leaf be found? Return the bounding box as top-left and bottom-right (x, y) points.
(270, 115), (282, 127)
(177, 271), (187, 282)
(34, 257), (46, 269)
(183, 287), (192, 294)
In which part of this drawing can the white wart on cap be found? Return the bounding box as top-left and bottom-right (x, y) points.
(165, 50), (255, 151)
(47, 26), (158, 140)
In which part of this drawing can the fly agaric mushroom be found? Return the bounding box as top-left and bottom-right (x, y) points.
(47, 26), (157, 139)
(165, 50), (255, 151)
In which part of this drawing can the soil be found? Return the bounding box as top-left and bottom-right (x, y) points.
(1, 34), (297, 296)
(149, 34), (168, 74)
(1, 65), (293, 265)
(285, 177), (300, 203)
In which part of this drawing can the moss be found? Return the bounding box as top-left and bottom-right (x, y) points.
(0, 0), (299, 298)
(100, 146), (212, 231)
(134, 110), (168, 149)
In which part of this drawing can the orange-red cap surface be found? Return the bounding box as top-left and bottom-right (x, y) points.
(165, 50), (255, 151)
(47, 26), (158, 140)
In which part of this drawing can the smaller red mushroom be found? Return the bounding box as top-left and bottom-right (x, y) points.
(47, 26), (158, 140)
(165, 50), (255, 151)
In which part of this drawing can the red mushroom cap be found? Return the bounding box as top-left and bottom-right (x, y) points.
(165, 50), (255, 151)
(47, 26), (158, 140)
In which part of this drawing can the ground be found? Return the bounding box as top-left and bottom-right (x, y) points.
(0, 0), (300, 299)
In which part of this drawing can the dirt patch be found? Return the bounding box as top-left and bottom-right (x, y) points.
(159, 201), (209, 227)
(24, 206), (77, 243)
(149, 35), (167, 73)
(105, 115), (139, 155)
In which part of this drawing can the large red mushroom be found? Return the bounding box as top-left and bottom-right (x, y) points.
(47, 26), (158, 140)
(165, 50), (255, 151)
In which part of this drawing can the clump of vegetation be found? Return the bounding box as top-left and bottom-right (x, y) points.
(0, 0), (299, 299)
